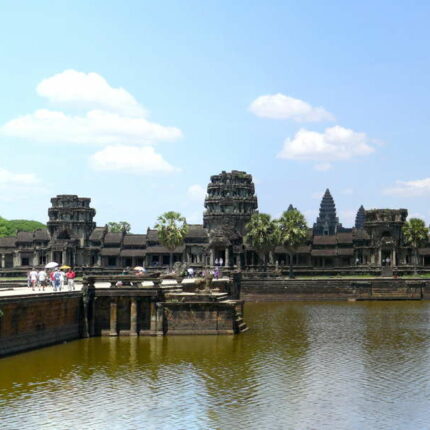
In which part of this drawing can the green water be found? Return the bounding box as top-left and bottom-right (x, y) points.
(1, 301), (430, 429)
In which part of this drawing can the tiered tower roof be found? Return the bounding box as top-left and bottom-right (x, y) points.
(313, 189), (342, 235)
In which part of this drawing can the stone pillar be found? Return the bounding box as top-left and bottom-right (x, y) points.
(378, 249), (382, 266)
(0, 253), (4, 268)
(109, 298), (118, 336)
(225, 247), (230, 267)
(130, 298), (138, 336)
(62, 250), (66, 265)
(149, 300), (157, 334)
(156, 304), (164, 335)
(392, 249), (396, 267)
(236, 254), (241, 268)
(210, 249), (214, 266)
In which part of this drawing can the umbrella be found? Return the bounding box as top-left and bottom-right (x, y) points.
(45, 262), (59, 269)
(60, 265), (71, 270)
(133, 266), (145, 271)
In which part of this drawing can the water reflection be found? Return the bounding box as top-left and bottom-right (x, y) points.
(1, 302), (430, 429)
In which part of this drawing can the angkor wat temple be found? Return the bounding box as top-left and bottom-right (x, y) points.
(0, 170), (429, 272)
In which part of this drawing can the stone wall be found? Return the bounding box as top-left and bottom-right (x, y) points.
(241, 278), (430, 301)
(0, 293), (82, 357)
(162, 302), (236, 335)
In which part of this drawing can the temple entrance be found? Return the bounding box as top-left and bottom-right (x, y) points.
(381, 249), (393, 266)
(214, 249), (225, 265)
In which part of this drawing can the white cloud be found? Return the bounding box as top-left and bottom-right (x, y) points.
(89, 145), (179, 174)
(0, 168), (47, 202)
(0, 168), (40, 186)
(1, 70), (182, 147)
(37, 69), (146, 117)
(277, 126), (375, 163)
(3, 109), (182, 145)
(384, 178), (430, 197)
(249, 93), (335, 122)
(187, 184), (206, 202)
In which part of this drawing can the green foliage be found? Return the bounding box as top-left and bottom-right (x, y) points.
(155, 211), (188, 252)
(107, 221), (131, 233)
(0, 217), (45, 237)
(245, 213), (279, 265)
(402, 218), (429, 248)
(277, 209), (308, 251)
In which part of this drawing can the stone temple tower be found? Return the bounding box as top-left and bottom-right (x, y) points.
(313, 189), (343, 235)
(47, 195), (96, 265)
(203, 170), (258, 267)
(355, 205), (366, 229)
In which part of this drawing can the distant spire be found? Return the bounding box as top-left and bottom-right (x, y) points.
(313, 188), (342, 235)
(287, 204), (296, 212)
(355, 205), (365, 229)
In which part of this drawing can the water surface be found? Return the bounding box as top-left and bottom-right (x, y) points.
(1, 301), (430, 429)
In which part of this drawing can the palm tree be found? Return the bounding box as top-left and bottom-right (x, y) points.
(245, 213), (280, 271)
(155, 211), (188, 270)
(277, 209), (308, 278)
(402, 218), (429, 275)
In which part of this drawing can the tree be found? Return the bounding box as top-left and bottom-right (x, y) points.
(155, 211), (188, 269)
(107, 221), (131, 233)
(245, 213), (279, 271)
(402, 218), (429, 274)
(0, 217), (45, 238)
(277, 209), (308, 278)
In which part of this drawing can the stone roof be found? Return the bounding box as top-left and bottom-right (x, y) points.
(120, 249), (147, 257)
(34, 229), (49, 241)
(313, 235), (337, 245)
(0, 237), (16, 247)
(311, 249), (337, 256)
(89, 227), (106, 241)
(337, 248), (354, 256)
(16, 231), (34, 242)
(336, 232), (353, 244)
(186, 224), (208, 238)
(100, 248), (121, 256)
(104, 232), (123, 244)
(145, 245), (185, 254)
(274, 245), (311, 254)
(146, 229), (158, 242)
(353, 229), (370, 240)
(123, 234), (147, 246)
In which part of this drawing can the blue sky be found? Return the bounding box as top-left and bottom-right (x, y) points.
(1, 0), (430, 231)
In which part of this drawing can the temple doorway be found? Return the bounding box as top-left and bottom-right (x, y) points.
(381, 249), (393, 266)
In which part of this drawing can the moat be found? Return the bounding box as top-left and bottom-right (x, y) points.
(2, 301), (430, 429)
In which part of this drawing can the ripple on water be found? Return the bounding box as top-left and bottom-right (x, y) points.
(2, 301), (430, 429)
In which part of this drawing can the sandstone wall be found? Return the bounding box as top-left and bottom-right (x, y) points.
(0, 293), (82, 357)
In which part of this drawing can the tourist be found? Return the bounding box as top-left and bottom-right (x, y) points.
(59, 269), (66, 291)
(66, 268), (76, 291)
(29, 268), (38, 291)
(38, 269), (47, 291)
(50, 270), (56, 290)
(187, 267), (194, 278)
(219, 257), (224, 266)
(53, 269), (62, 292)
(215, 258), (219, 267)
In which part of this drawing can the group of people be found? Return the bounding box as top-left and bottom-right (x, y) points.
(27, 267), (76, 292)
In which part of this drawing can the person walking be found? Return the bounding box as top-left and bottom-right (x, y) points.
(66, 268), (76, 291)
(29, 268), (38, 291)
(50, 270), (56, 290)
(53, 269), (61, 292)
(38, 269), (47, 291)
(59, 270), (66, 291)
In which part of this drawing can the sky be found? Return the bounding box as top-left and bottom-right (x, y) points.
(1, 0), (430, 231)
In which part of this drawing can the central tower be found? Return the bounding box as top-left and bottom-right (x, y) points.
(313, 189), (343, 235)
(203, 170), (258, 266)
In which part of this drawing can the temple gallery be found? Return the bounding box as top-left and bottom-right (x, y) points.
(0, 170), (427, 272)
